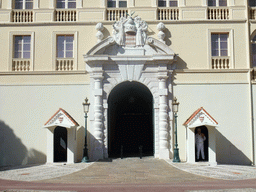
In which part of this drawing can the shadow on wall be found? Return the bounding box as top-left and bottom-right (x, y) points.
(0, 120), (46, 167)
(216, 129), (252, 165)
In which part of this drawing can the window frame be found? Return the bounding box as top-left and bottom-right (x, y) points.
(250, 0), (256, 7)
(208, 0), (227, 7)
(14, 0), (33, 9)
(211, 33), (229, 57)
(158, 0), (178, 7)
(9, 31), (34, 71)
(57, 35), (74, 59)
(208, 29), (234, 69)
(52, 31), (78, 71)
(14, 35), (31, 59)
(56, 0), (76, 9)
(107, 0), (127, 8)
(251, 34), (256, 68)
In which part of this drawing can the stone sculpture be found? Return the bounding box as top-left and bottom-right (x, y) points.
(112, 15), (148, 47)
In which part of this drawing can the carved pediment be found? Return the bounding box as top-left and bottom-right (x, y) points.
(183, 107), (218, 128)
(44, 108), (79, 129)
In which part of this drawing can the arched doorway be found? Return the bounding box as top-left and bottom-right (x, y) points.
(108, 81), (154, 158)
(195, 126), (209, 162)
(54, 126), (67, 162)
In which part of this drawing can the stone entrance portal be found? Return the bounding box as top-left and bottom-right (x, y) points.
(108, 81), (153, 158)
(84, 16), (177, 161)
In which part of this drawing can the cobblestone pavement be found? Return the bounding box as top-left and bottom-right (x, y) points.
(166, 160), (256, 180)
(0, 157), (256, 184)
(39, 157), (213, 184)
(0, 162), (93, 182)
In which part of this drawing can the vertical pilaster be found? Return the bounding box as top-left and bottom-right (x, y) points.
(92, 68), (104, 160)
(158, 64), (170, 159)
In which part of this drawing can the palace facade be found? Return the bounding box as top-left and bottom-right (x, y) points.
(1, 0), (256, 166)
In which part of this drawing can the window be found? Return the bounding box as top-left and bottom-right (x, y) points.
(107, 0), (127, 8)
(57, 0), (76, 9)
(250, 0), (256, 7)
(14, 35), (31, 59)
(208, 0), (227, 6)
(57, 35), (74, 58)
(211, 34), (228, 57)
(252, 36), (256, 67)
(15, 0), (33, 9)
(158, 0), (177, 7)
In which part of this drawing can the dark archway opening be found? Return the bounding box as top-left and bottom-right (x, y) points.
(108, 81), (154, 158)
(195, 126), (209, 162)
(54, 126), (67, 162)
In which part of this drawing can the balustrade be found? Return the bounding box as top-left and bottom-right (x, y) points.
(158, 8), (179, 21)
(208, 7), (229, 20)
(12, 59), (30, 71)
(250, 8), (256, 20)
(56, 59), (74, 71)
(211, 56), (230, 69)
(55, 9), (76, 22)
(106, 8), (128, 21)
(13, 10), (33, 22)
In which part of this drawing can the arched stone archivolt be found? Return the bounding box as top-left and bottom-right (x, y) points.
(84, 16), (177, 160)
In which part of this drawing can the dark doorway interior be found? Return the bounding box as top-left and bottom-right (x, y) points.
(54, 126), (67, 162)
(195, 126), (209, 162)
(108, 81), (153, 158)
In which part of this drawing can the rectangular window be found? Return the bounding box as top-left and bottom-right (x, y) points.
(208, 0), (226, 6)
(57, 35), (74, 58)
(169, 0), (177, 7)
(15, 0), (33, 9)
(252, 44), (256, 67)
(211, 34), (228, 57)
(158, 0), (166, 7)
(14, 35), (31, 58)
(219, 0), (227, 6)
(250, 0), (256, 7)
(57, 0), (76, 8)
(119, 1), (127, 7)
(108, 0), (116, 7)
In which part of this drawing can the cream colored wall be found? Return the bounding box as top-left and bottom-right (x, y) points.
(173, 82), (252, 165)
(135, 0), (152, 7)
(252, 83), (256, 166)
(39, 0), (50, 9)
(186, 0), (202, 6)
(0, 83), (90, 166)
(0, 21), (248, 72)
(83, 0), (102, 8)
(0, 25), (99, 72)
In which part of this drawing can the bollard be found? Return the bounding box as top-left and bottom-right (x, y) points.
(139, 145), (143, 159)
(121, 145), (123, 159)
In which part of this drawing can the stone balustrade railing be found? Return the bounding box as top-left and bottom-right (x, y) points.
(250, 7), (256, 20)
(56, 58), (74, 71)
(158, 8), (179, 21)
(13, 10), (33, 22)
(208, 7), (229, 20)
(211, 56), (230, 69)
(106, 8), (128, 21)
(12, 59), (31, 71)
(55, 9), (76, 22)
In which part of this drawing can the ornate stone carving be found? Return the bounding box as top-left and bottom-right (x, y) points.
(112, 16), (148, 47)
(96, 23), (104, 43)
(157, 22), (166, 43)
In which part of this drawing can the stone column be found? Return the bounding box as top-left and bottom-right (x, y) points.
(158, 65), (170, 159)
(92, 69), (104, 160)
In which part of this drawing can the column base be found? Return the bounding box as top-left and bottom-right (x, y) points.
(159, 148), (170, 159)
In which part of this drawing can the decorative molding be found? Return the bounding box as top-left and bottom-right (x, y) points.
(44, 108), (79, 129)
(184, 107), (218, 128)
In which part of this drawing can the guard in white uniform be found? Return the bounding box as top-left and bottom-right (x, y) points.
(195, 128), (206, 160)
